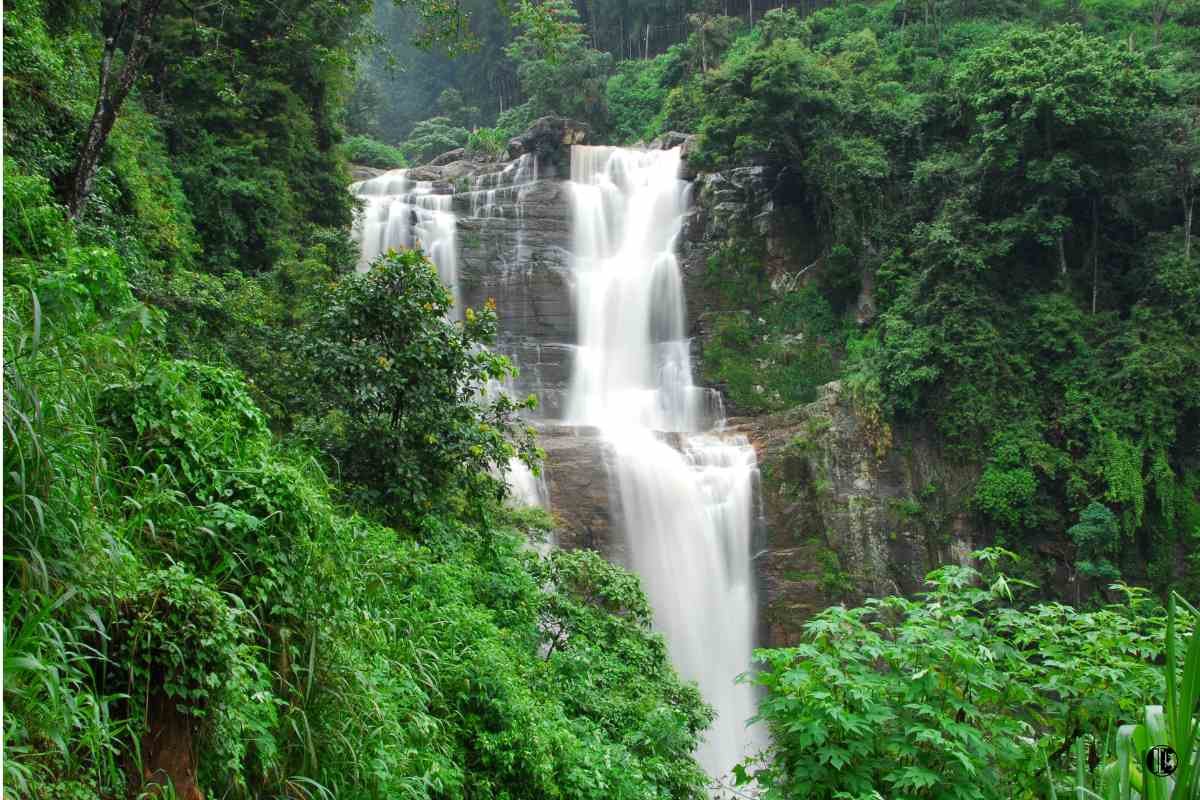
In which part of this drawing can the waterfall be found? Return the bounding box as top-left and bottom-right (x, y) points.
(565, 146), (765, 781)
(351, 148), (766, 782)
(352, 170), (461, 313)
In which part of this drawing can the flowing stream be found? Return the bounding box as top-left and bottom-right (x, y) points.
(352, 147), (765, 782)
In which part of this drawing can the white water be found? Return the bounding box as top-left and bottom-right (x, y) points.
(352, 170), (460, 312)
(566, 146), (765, 780)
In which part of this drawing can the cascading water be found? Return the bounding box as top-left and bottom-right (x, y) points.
(351, 147), (766, 781)
(565, 146), (765, 781)
(352, 170), (461, 312)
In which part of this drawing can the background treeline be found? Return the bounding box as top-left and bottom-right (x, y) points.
(5, 0), (1200, 798)
(3, 1), (713, 797)
(350, 0), (789, 146)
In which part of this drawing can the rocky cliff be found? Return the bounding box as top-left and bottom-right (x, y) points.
(352, 119), (982, 647)
(728, 383), (981, 645)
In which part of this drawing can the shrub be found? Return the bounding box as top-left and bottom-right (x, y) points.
(743, 551), (1174, 799)
(465, 127), (509, 160)
(400, 116), (470, 164)
(342, 134), (407, 169)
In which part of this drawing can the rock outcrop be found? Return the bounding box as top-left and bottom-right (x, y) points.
(729, 381), (981, 645)
(506, 116), (591, 171)
(349, 164), (386, 182)
(538, 426), (625, 564)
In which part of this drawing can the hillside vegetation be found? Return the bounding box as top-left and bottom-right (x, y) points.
(3, 0), (1198, 798)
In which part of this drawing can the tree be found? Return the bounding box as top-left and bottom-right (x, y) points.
(1068, 502), (1122, 599)
(400, 116), (471, 162)
(952, 27), (1156, 291)
(295, 249), (538, 517)
(65, 0), (478, 221)
(505, 0), (614, 131)
(436, 87), (481, 128)
(66, 0), (168, 220)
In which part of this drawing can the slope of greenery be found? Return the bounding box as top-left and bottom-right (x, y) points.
(746, 553), (1197, 799)
(2, 3), (712, 798)
(571, 0), (1200, 598)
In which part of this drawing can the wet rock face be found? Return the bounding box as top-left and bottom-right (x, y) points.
(538, 426), (625, 564)
(677, 163), (791, 343)
(456, 167), (576, 420)
(728, 381), (981, 646)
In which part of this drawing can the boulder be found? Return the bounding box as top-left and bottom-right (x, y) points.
(506, 116), (591, 168)
(349, 163), (386, 182)
(654, 131), (691, 150)
(428, 147), (466, 166)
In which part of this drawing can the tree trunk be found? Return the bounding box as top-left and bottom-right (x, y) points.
(141, 689), (203, 800)
(1090, 197), (1100, 314)
(66, 0), (167, 220)
(1184, 195), (1194, 265)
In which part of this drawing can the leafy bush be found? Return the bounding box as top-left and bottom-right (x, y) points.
(743, 551), (1177, 799)
(111, 565), (277, 787)
(1069, 502), (1122, 582)
(293, 248), (538, 517)
(1049, 594), (1200, 800)
(465, 126), (509, 160)
(401, 116), (470, 164)
(342, 134), (407, 169)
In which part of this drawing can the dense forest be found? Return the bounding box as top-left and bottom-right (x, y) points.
(3, 0), (1199, 799)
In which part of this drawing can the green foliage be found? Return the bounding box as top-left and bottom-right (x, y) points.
(342, 134), (408, 169)
(700, 241), (838, 413)
(401, 116), (471, 163)
(293, 248), (538, 517)
(141, 0), (366, 275)
(505, 0), (613, 132)
(436, 87), (481, 128)
(1050, 595), (1200, 800)
(745, 551), (1180, 799)
(465, 126), (510, 160)
(111, 565), (277, 781)
(1069, 502), (1123, 582)
(606, 55), (672, 143)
